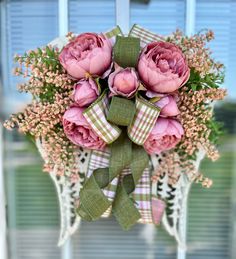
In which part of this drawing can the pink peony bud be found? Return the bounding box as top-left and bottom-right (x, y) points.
(108, 66), (139, 98)
(72, 78), (99, 107)
(146, 91), (180, 117)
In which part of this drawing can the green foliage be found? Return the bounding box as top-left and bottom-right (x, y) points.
(186, 68), (225, 91)
(207, 117), (224, 144)
(15, 46), (62, 71)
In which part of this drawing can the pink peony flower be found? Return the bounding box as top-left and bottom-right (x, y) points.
(59, 33), (112, 79)
(146, 91), (180, 117)
(144, 117), (184, 154)
(138, 41), (190, 93)
(72, 78), (99, 107)
(108, 66), (139, 98)
(63, 106), (106, 150)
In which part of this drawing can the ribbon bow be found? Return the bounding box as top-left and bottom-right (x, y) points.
(77, 28), (160, 230)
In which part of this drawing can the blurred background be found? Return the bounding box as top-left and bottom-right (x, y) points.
(0, 0), (236, 259)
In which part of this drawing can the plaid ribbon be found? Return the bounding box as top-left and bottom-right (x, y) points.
(129, 24), (165, 47)
(128, 96), (160, 145)
(87, 148), (118, 202)
(86, 148), (118, 218)
(121, 167), (153, 224)
(105, 26), (124, 45)
(83, 92), (121, 144)
(133, 169), (153, 224)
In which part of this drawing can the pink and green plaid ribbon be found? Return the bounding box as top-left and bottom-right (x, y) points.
(128, 96), (160, 145)
(87, 148), (118, 203)
(120, 167), (153, 224)
(105, 25), (124, 44)
(129, 24), (165, 47)
(86, 148), (118, 217)
(83, 92), (121, 144)
(133, 169), (153, 223)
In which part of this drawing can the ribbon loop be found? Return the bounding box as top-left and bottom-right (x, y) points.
(77, 148), (118, 220)
(113, 36), (140, 68)
(83, 92), (121, 144)
(128, 96), (160, 145)
(129, 24), (165, 47)
(107, 96), (136, 126)
(112, 142), (149, 230)
(77, 133), (132, 221)
(77, 173), (111, 221)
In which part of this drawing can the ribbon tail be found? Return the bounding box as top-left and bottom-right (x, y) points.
(113, 144), (149, 230)
(112, 184), (141, 230)
(77, 172), (111, 221)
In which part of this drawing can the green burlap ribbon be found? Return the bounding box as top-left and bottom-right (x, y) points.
(107, 96), (136, 126)
(77, 35), (150, 229)
(113, 36), (140, 68)
(112, 143), (149, 229)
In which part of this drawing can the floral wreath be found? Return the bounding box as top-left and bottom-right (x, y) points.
(4, 24), (226, 245)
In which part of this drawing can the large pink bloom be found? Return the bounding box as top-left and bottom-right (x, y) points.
(108, 66), (139, 98)
(63, 106), (106, 150)
(59, 33), (112, 79)
(138, 41), (190, 93)
(144, 118), (184, 154)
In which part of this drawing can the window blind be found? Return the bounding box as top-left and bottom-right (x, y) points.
(130, 0), (186, 34)
(69, 0), (115, 33)
(5, 135), (61, 259)
(186, 1), (236, 258)
(3, 0), (59, 109)
(195, 0), (236, 99)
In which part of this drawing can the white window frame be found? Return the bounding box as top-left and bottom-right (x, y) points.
(0, 1), (197, 259)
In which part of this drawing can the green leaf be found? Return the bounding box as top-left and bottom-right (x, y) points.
(46, 46), (52, 57)
(191, 84), (197, 91)
(37, 48), (43, 55)
(149, 96), (161, 103)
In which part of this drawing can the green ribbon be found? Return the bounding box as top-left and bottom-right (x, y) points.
(107, 96), (136, 126)
(112, 144), (149, 230)
(113, 36), (140, 68)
